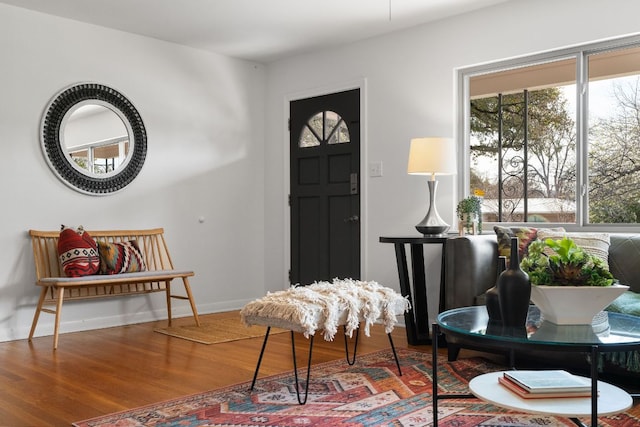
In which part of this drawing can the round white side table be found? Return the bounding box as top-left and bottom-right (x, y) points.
(469, 371), (632, 418)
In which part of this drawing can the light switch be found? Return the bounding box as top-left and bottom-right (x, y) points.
(369, 161), (383, 177)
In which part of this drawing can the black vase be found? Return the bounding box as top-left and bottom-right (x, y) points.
(497, 237), (531, 328)
(485, 256), (506, 323)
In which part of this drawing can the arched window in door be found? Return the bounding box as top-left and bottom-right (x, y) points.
(299, 111), (350, 148)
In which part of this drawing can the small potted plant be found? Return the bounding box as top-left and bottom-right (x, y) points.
(456, 195), (482, 235)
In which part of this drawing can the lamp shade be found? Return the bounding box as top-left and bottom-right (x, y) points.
(407, 137), (456, 176)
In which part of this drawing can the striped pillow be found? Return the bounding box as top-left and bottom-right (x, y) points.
(536, 230), (610, 270)
(97, 240), (147, 274)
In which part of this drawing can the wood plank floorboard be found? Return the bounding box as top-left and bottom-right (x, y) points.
(0, 311), (437, 427)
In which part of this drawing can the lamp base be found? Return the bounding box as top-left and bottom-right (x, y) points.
(415, 179), (450, 236)
(415, 224), (449, 236)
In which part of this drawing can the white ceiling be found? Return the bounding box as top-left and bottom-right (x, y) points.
(1, 0), (511, 63)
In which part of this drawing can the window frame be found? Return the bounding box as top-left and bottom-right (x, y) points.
(456, 33), (640, 231)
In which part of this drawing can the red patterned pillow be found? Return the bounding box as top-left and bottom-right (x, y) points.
(98, 240), (147, 274)
(57, 225), (100, 277)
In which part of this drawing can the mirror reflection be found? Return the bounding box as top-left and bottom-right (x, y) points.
(62, 103), (131, 176)
(41, 82), (147, 195)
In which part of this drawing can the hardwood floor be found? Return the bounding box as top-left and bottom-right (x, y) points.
(0, 311), (429, 426)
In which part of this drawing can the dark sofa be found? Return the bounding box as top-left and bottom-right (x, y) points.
(444, 232), (640, 375)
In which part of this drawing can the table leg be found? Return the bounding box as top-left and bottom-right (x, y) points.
(391, 242), (432, 344)
(432, 323), (439, 426)
(384, 237), (449, 345)
(438, 240), (447, 314)
(590, 346), (598, 427)
(409, 243), (430, 342)
(392, 243), (418, 344)
(568, 346), (598, 427)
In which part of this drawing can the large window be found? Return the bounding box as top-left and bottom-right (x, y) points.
(459, 35), (640, 228)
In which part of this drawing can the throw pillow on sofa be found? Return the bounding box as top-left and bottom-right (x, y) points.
(494, 226), (566, 266)
(98, 240), (147, 274)
(57, 225), (100, 277)
(536, 229), (610, 270)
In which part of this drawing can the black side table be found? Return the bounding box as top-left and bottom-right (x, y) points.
(379, 236), (450, 345)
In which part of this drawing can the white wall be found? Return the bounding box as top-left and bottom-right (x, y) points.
(263, 0), (640, 321)
(0, 4), (266, 341)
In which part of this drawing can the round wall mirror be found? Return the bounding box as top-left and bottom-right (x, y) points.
(41, 83), (147, 195)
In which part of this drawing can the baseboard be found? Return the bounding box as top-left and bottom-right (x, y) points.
(0, 297), (257, 343)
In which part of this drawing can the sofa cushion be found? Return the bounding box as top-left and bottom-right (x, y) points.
(607, 234), (640, 293)
(494, 226), (565, 266)
(536, 230), (610, 270)
(606, 291), (640, 316)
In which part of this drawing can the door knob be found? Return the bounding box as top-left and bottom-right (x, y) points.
(344, 215), (359, 223)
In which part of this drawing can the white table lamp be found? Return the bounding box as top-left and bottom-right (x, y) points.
(407, 137), (456, 235)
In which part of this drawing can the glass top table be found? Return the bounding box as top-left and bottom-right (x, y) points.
(438, 305), (640, 351)
(431, 306), (640, 427)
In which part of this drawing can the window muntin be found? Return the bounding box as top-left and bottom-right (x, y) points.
(460, 35), (640, 227)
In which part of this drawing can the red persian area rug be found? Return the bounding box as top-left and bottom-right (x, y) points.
(73, 348), (640, 427)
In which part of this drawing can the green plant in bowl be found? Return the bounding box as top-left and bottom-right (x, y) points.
(520, 237), (614, 287)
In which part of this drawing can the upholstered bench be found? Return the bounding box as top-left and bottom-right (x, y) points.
(240, 278), (410, 404)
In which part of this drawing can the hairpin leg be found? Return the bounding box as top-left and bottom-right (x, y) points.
(291, 331), (314, 404)
(387, 332), (402, 376)
(343, 326), (360, 365)
(250, 326), (271, 391)
(343, 326), (401, 376)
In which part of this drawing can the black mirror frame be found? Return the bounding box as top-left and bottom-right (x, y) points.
(41, 83), (147, 195)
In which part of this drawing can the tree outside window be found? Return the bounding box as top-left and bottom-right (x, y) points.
(462, 39), (640, 226)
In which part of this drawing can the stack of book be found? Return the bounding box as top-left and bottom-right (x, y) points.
(498, 370), (592, 399)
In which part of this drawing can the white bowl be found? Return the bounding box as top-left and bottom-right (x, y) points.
(530, 284), (629, 325)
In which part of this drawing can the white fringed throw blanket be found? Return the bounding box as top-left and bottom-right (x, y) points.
(240, 278), (410, 341)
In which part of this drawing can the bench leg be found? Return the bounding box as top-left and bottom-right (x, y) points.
(181, 277), (200, 327)
(28, 286), (65, 350)
(343, 326), (360, 365)
(250, 326), (271, 391)
(250, 329), (314, 405)
(342, 325), (401, 377)
(165, 278), (201, 327)
(165, 281), (173, 326)
(28, 287), (48, 343)
(387, 333), (402, 376)
(290, 331), (314, 405)
(52, 287), (64, 350)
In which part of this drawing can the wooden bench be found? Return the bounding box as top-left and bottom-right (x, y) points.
(28, 228), (200, 349)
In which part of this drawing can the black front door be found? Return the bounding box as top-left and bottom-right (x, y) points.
(289, 89), (361, 285)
